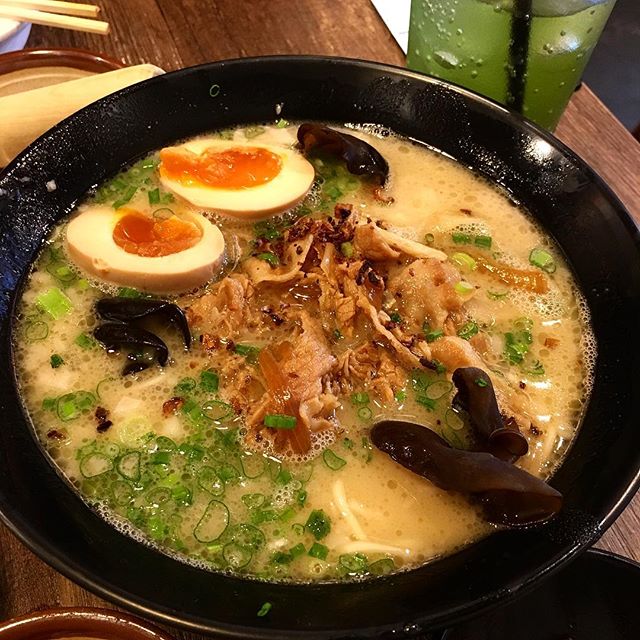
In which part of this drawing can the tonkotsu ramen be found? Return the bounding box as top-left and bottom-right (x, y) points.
(14, 121), (594, 581)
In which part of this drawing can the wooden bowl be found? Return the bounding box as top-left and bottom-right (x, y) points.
(0, 607), (174, 640)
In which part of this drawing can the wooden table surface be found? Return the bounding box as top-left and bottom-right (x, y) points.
(2, 0), (639, 636)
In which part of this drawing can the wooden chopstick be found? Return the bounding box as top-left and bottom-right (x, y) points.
(0, 5), (108, 34)
(0, 0), (99, 18)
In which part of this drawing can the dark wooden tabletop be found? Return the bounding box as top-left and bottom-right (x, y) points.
(2, 0), (639, 637)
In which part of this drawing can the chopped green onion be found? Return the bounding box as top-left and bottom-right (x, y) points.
(291, 523), (305, 536)
(350, 392), (370, 406)
(253, 220), (282, 240)
(308, 542), (329, 560)
(275, 118), (289, 128)
(117, 287), (145, 298)
(24, 321), (48, 341)
(340, 241), (354, 258)
(445, 408), (465, 430)
(145, 515), (167, 541)
(369, 557), (396, 575)
(244, 126), (266, 139)
(339, 553), (368, 573)
(178, 443), (205, 461)
(42, 397), (56, 411)
(199, 369), (219, 392)
(209, 84), (220, 97)
(147, 188), (160, 205)
(112, 480), (133, 506)
(250, 509), (278, 525)
(76, 278), (90, 291)
(275, 468), (292, 485)
(172, 485), (193, 506)
(95, 377), (114, 402)
(36, 287), (72, 319)
(474, 235), (492, 249)
(193, 500), (229, 543)
(325, 185), (342, 200)
(150, 451), (171, 465)
(223, 542), (252, 568)
(217, 463), (241, 484)
(322, 449), (346, 471)
(263, 414), (297, 429)
(424, 233), (435, 244)
(230, 523), (266, 550)
(47, 263), (76, 284)
(272, 550), (293, 564)
(342, 437), (354, 449)
(174, 377), (196, 394)
(333, 328), (343, 341)
(56, 391), (96, 421)
(451, 252), (477, 271)
(425, 380), (453, 400)
(454, 281), (475, 295)
(240, 453), (266, 478)
(475, 378), (489, 388)
(529, 247), (556, 273)
(424, 328), (444, 343)
(267, 458), (282, 480)
(525, 360), (545, 376)
(116, 451), (141, 481)
(504, 332), (531, 365)
(305, 509), (331, 540)
(361, 436), (373, 462)
(452, 232), (472, 244)
(289, 542), (306, 558)
(234, 343), (260, 363)
(242, 493), (266, 509)
(432, 359), (446, 374)
(257, 602), (272, 617)
(280, 507), (295, 523)
(155, 436), (177, 451)
(487, 290), (508, 300)
(201, 399), (234, 422)
(79, 452), (112, 478)
(416, 394), (436, 411)
(394, 389), (406, 403)
(50, 354), (64, 368)
(112, 184), (137, 209)
(457, 321), (479, 340)
(256, 252), (279, 267)
(296, 489), (307, 507)
(75, 332), (97, 349)
(357, 406), (372, 421)
(153, 207), (174, 220)
(389, 311), (402, 324)
(197, 467), (225, 497)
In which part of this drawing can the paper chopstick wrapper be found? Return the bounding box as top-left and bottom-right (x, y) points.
(0, 64), (165, 166)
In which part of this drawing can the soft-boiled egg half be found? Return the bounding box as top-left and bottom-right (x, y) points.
(65, 205), (225, 294)
(158, 138), (315, 219)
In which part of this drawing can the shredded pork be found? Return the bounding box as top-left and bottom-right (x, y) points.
(185, 207), (530, 456)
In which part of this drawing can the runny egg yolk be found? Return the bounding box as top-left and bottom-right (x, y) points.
(113, 210), (202, 257)
(159, 146), (282, 190)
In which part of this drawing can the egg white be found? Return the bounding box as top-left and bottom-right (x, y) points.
(65, 205), (225, 294)
(158, 138), (315, 219)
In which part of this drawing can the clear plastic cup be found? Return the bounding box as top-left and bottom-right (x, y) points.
(407, 0), (617, 129)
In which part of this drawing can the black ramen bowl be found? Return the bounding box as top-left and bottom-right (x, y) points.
(0, 56), (639, 639)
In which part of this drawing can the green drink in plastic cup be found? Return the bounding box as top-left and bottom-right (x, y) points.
(407, 0), (617, 129)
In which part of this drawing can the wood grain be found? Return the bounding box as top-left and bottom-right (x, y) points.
(2, 0), (639, 635)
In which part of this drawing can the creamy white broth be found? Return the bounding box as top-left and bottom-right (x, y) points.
(14, 123), (593, 581)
